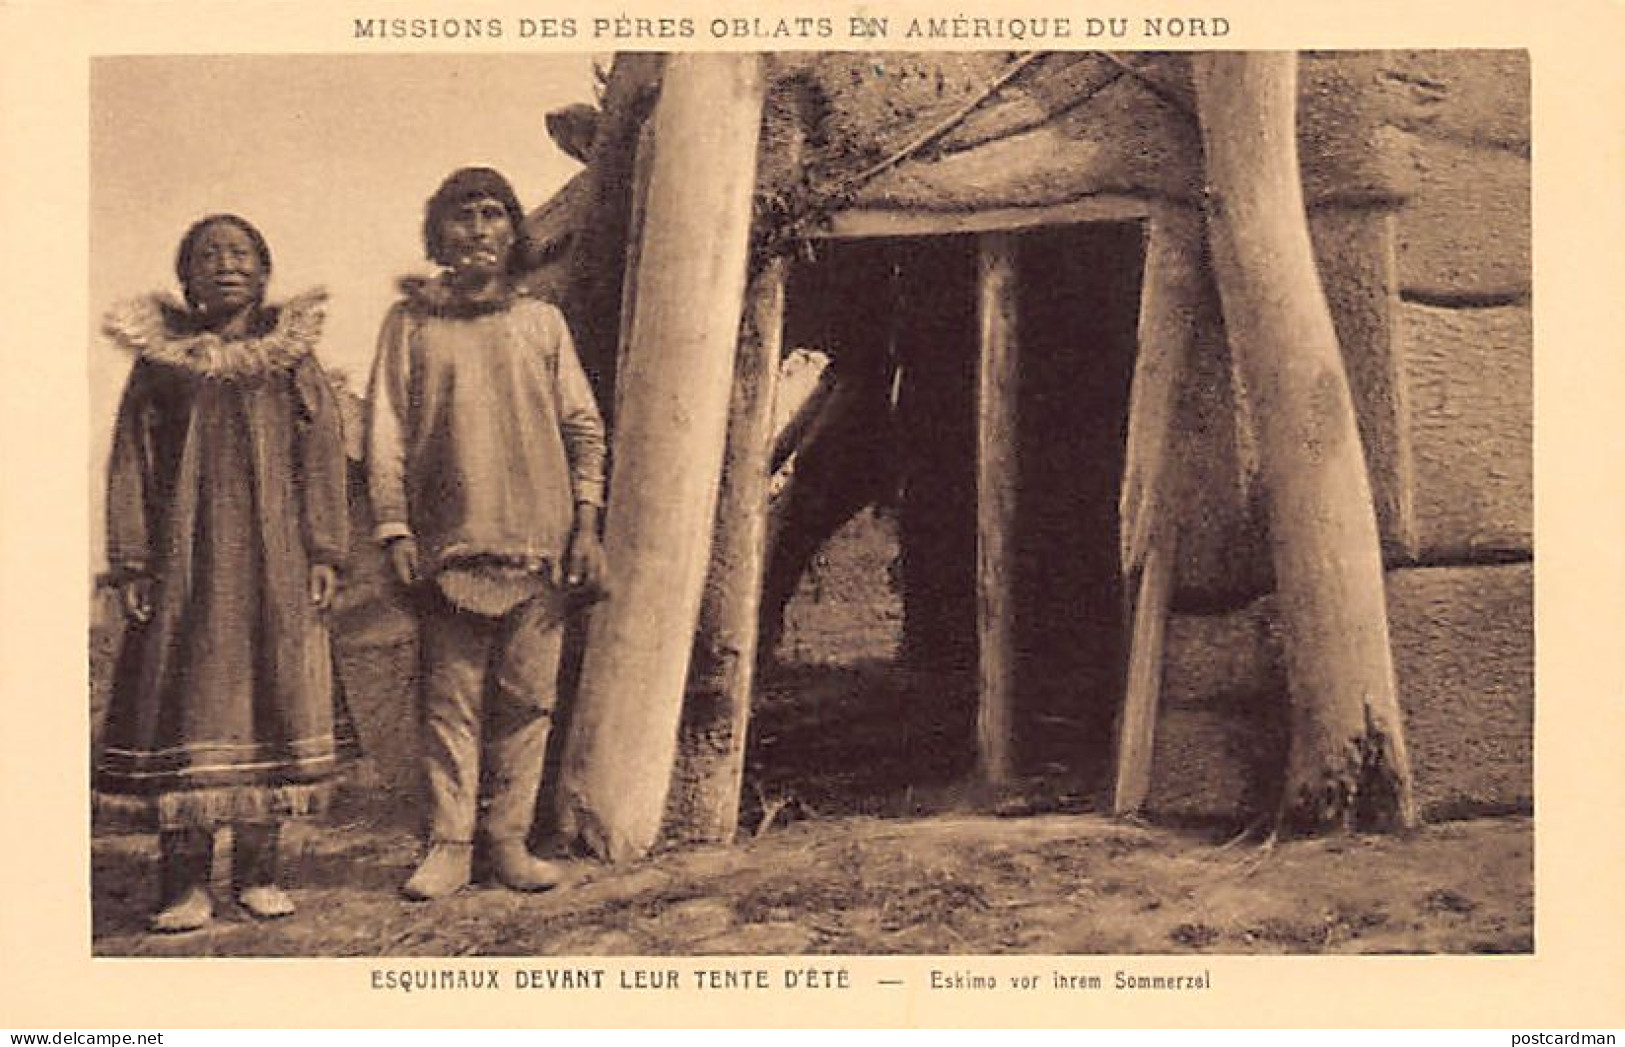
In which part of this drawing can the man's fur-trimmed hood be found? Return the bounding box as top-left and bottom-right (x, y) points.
(396, 274), (527, 319)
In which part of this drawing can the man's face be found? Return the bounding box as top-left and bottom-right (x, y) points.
(186, 221), (267, 315)
(439, 194), (515, 281)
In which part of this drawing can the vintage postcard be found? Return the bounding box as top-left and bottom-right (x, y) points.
(1, 0), (1622, 1031)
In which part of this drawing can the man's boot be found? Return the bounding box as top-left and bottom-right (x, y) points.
(488, 838), (567, 893)
(401, 841), (473, 901)
(233, 823), (295, 919)
(150, 829), (214, 933)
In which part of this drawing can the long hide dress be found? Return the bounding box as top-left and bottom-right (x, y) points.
(95, 291), (360, 829)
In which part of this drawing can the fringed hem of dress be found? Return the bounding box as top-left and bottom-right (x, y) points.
(93, 780), (343, 831)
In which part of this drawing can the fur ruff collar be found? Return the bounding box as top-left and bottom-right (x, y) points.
(398, 274), (526, 319)
(103, 289), (327, 379)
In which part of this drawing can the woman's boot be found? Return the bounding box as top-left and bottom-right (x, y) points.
(233, 823), (295, 919)
(150, 829), (214, 933)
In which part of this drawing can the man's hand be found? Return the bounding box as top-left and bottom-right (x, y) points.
(554, 503), (606, 596)
(310, 564), (338, 611)
(120, 576), (154, 624)
(560, 528), (606, 595)
(387, 536), (420, 588)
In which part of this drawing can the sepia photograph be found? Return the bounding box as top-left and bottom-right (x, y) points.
(84, 48), (1533, 959)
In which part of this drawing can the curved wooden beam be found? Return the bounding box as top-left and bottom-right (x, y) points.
(1192, 51), (1417, 834)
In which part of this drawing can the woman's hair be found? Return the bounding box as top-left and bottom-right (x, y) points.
(174, 214), (273, 308)
(423, 166), (530, 273)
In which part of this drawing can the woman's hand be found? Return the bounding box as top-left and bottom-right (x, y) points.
(310, 564), (338, 611)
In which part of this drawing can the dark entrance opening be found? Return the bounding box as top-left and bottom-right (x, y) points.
(1013, 220), (1146, 779)
(759, 220), (1146, 806)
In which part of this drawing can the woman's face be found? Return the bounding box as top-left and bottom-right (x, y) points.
(185, 221), (267, 315)
(438, 194), (515, 283)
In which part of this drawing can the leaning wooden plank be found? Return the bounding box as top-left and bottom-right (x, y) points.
(769, 350), (836, 476)
(563, 53), (665, 406)
(1112, 532), (1174, 817)
(556, 54), (769, 862)
(669, 257), (789, 843)
(1113, 202), (1205, 815)
(612, 119), (656, 422)
(975, 230), (1020, 786)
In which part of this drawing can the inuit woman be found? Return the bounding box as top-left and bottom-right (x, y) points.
(96, 214), (357, 932)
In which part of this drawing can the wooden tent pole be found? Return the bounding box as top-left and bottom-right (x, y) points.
(557, 53), (769, 862)
(611, 120), (656, 421)
(563, 53), (664, 410)
(1112, 202), (1206, 816)
(976, 231), (1020, 786)
(1191, 52), (1417, 833)
(670, 114), (803, 843)
(670, 256), (789, 843)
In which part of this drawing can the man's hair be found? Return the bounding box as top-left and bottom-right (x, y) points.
(423, 166), (528, 272)
(174, 214), (272, 308)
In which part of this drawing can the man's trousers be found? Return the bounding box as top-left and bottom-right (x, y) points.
(418, 594), (564, 844)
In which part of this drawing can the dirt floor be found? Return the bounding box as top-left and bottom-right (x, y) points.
(92, 807), (1531, 957)
(90, 657), (1532, 958)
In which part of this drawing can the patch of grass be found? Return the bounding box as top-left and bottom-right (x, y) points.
(1238, 904), (1391, 951)
(1243, 916), (1334, 949)
(1169, 922), (1222, 949)
(877, 877), (988, 932)
(732, 876), (868, 925)
(1422, 888), (1478, 915)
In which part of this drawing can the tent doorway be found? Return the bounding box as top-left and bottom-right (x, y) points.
(1012, 220), (1146, 776)
(767, 218), (1147, 790)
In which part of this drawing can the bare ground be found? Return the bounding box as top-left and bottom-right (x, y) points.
(92, 809), (1530, 957)
(90, 654), (1534, 959)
